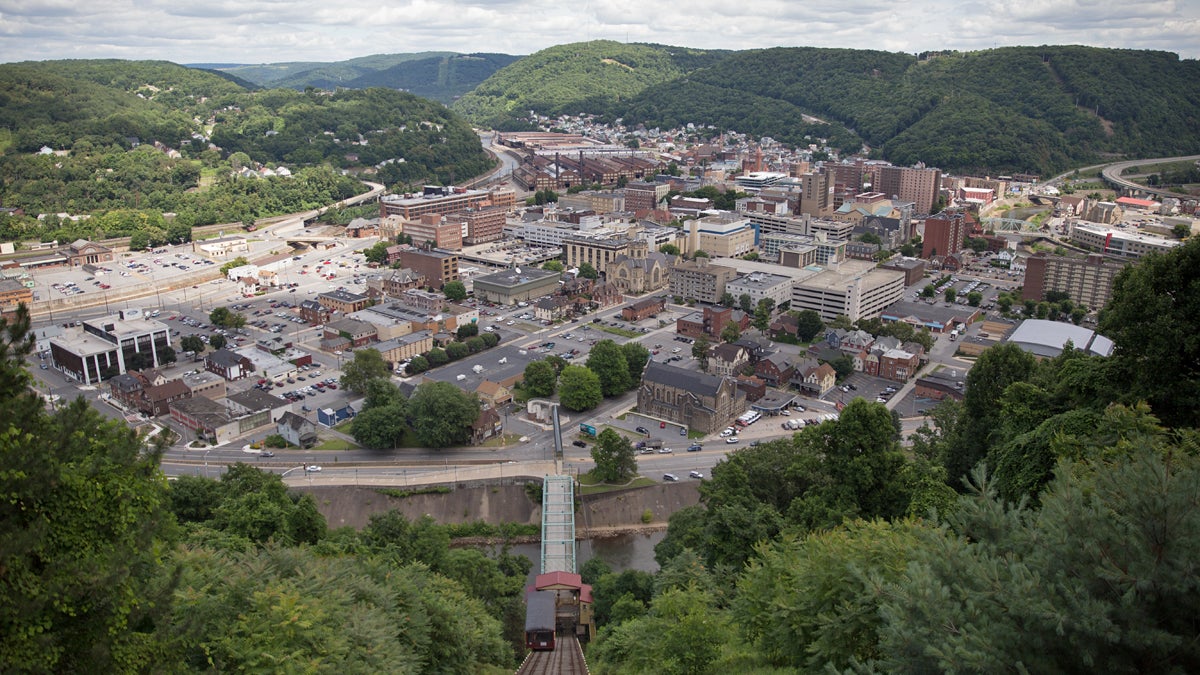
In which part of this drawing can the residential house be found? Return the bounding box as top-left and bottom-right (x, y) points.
(755, 352), (794, 387)
(317, 405), (357, 428)
(735, 374), (767, 403)
(323, 318), (378, 349)
(471, 405), (503, 444)
(205, 348), (254, 381)
(709, 343), (750, 377)
(140, 379), (191, 417)
(791, 358), (837, 396)
(475, 380), (513, 407)
(276, 411), (317, 449)
(299, 299), (331, 325)
(535, 296), (573, 322)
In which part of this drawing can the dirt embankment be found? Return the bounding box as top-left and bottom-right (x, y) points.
(301, 482), (702, 533)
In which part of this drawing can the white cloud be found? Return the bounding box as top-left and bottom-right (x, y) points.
(0, 0), (1196, 64)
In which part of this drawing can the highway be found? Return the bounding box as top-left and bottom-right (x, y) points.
(1098, 155), (1200, 200)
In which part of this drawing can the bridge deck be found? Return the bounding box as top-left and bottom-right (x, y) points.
(540, 475), (576, 575)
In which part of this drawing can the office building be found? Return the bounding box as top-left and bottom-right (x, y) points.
(379, 186), (513, 220)
(624, 181), (670, 213)
(725, 272), (793, 308)
(790, 261), (905, 322)
(455, 207), (507, 245)
(799, 169), (834, 218)
(402, 213), (464, 251)
(686, 212), (756, 258)
(563, 235), (632, 274)
(398, 249), (459, 289)
(48, 310), (173, 385)
(1068, 222), (1181, 260)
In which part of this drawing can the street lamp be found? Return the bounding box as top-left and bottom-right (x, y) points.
(203, 448), (211, 478)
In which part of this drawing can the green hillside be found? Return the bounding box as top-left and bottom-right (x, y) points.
(461, 43), (1200, 176)
(211, 52), (520, 104)
(0, 60), (492, 244)
(451, 40), (726, 129)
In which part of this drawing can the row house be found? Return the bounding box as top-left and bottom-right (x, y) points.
(621, 297), (666, 323)
(535, 296), (573, 322)
(676, 306), (751, 340)
(709, 343), (749, 378)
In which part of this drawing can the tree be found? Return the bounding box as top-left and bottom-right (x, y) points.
(948, 343), (1037, 488)
(693, 250), (709, 258)
(691, 335), (711, 371)
(1173, 222), (1191, 239)
(339, 348), (390, 395)
(752, 297), (774, 334)
(363, 378), (405, 412)
(445, 341), (469, 360)
(559, 365), (602, 411)
(659, 244), (679, 256)
(997, 294), (1014, 313)
(208, 333), (227, 350)
(456, 322), (479, 340)
(406, 354), (429, 374)
(1099, 237), (1200, 428)
(480, 331), (499, 348)
(208, 306), (246, 329)
(0, 307), (174, 672)
(465, 336), (485, 353)
(795, 310), (825, 342)
(921, 284), (936, 298)
(443, 280), (467, 302)
(859, 231), (883, 246)
(721, 320), (741, 344)
(407, 382), (480, 448)
(542, 260), (564, 272)
(591, 428), (638, 483)
(621, 342), (650, 383)
(180, 334), (205, 358)
(578, 262), (599, 280)
(829, 354), (855, 379)
(586, 339), (633, 397)
(523, 360), (557, 397)
(719, 292), (736, 308)
(739, 294), (753, 314)
(363, 241), (390, 264)
(966, 290), (983, 307)
(219, 256), (249, 276)
(426, 347), (449, 366)
(944, 288), (957, 303)
(351, 404), (409, 449)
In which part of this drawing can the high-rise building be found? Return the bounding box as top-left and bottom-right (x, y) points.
(454, 207), (506, 245)
(799, 170), (833, 218)
(403, 214), (464, 251)
(398, 250), (459, 290)
(668, 258), (739, 304)
(1022, 253), (1129, 310)
(922, 211), (968, 259)
(875, 165), (942, 215)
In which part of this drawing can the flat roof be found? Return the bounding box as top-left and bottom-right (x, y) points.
(1006, 319), (1114, 358)
(473, 267), (560, 288)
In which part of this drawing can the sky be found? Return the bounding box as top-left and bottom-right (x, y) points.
(1, 0), (1198, 65)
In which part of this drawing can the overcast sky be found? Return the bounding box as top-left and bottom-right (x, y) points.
(1, 0), (1197, 65)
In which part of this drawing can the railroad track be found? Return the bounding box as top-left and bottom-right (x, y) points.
(516, 636), (587, 675)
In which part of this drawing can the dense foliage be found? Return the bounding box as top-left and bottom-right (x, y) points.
(452, 40), (725, 129)
(460, 42), (1200, 176)
(0, 59), (493, 244)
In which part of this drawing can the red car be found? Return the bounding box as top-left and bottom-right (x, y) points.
(326, 383), (337, 390)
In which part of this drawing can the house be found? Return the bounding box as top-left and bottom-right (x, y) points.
(471, 405), (503, 444)
(299, 299), (331, 325)
(535, 296), (572, 322)
(276, 411), (317, 449)
(205, 348), (254, 381)
(317, 405), (356, 428)
(735, 374), (767, 402)
(754, 352), (794, 387)
(109, 373), (145, 411)
(709, 343), (749, 377)
(140, 379), (191, 417)
(791, 358), (836, 396)
(475, 380), (513, 407)
(770, 314), (800, 340)
(323, 318), (378, 349)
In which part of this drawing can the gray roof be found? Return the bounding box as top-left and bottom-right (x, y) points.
(277, 411), (313, 432)
(642, 361), (726, 397)
(880, 300), (979, 330)
(206, 348), (247, 369)
(227, 389), (289, 412)
(1007, 319), (1114, 358)
(474, 267), (560, 288)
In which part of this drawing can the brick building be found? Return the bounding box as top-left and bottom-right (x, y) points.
(637, 361), (745, 434)
(398, 249), (459, 290)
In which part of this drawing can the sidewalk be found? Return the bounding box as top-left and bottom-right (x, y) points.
(283, 459), (561, 488)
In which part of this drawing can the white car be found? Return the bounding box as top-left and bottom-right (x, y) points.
(720, 427), (735, 437)
(689, 471), (704, 479)
(726, 436), (740, 444)
(306, 465), (322, 472)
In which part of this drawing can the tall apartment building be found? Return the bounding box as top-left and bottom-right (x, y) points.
(1021, 253), (1129, 310)
(922, 211), (969, 259)
(379, 186), (513, 220)
(624, 181), (670, 213)
(669, 258), (739, 304)
(453, 207), (506, 245)
(875, 165), (942, 215)
(398, 249), (459, 290)
(799, 170), (834, 218)
(563, 235), (632, 273)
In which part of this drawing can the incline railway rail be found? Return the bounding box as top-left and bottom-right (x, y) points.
(516, 635), (587, 675)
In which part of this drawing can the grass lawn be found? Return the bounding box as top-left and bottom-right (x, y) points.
(577, 471), (657, 495)
(597, 325), (642, 338)
(480, 433), (523, 448)
(333, 419), (355, 433)
(313, 437), (359, 451)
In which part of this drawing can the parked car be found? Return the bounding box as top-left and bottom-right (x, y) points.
(635, 426), (649, 435)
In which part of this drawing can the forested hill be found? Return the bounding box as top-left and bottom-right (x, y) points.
(210, 52), (523, 105)
(0, 60), (492, 244)
(451, 40), (729, 130)
(456, 43), (1200, 176)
